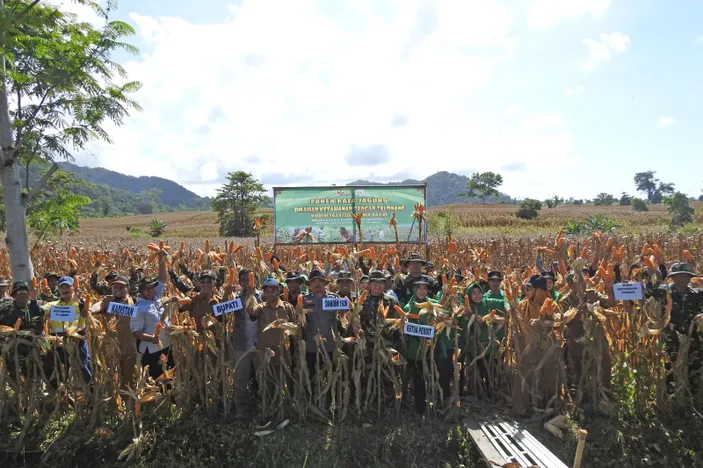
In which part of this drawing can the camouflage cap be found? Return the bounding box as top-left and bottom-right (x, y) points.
(368, 270), (386, 283)
(11, 281), (29, 296)
(668, 262), (697, 278)
(336, 271), (354, 282)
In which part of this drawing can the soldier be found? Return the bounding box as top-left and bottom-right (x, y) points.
(282, 270), (306, 306)
(0, 281), (43, 331)
(0, 277), (11, 301)
(302, 269), (341, 376)
(335, 271), (356, 300)
(393, 253), (439, 307)
(648, 262), (703, 393)
(90, 269), (119, 296)
(357, 270), (405, 358)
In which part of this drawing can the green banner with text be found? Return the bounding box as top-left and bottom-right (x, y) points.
(273, 185), (427, 244)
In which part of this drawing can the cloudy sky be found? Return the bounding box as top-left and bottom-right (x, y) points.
(66, 0), (703, 200)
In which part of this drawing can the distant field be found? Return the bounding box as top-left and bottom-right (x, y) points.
(74, 202), (701, 240)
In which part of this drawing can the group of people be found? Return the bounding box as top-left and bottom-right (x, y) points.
(0, 245), (701, 419)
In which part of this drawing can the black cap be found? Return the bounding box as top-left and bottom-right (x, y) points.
(337, 271), (354, 282)
(200, 270), (216, 280)
(541, 272), (556, 281)
(11, 281), (29, 296)
(43, 272), (59, 280)
(402, 253), (428, 266)
(112, 275), (129, 286)
(368, 270), (386, 282)
(137, 276), (160, 290)
(526, 274), (547, 290)
(285, 270), (303, 282)
(487, 271), (503, 281)
(308, 269), (329, 282)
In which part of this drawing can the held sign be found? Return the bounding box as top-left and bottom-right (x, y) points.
(322, 297), (350, 311)
(213, 298), (243, 317)
(404, 321), (435, 339)
(107, 302), (138, 318)
(613, 282), (644, 301)
(50, 305), (77, 322)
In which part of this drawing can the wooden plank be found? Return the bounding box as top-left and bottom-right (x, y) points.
(496, 420), (568, 468)
(466, 416), (568, 468)
(464, 418), (508, 467)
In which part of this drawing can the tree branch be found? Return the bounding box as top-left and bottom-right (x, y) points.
(26, 161), (57, 202)
(14, 0), (41, 22)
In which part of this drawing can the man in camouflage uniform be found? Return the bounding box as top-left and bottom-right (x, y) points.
(649, 262), (703, 394)
(358, 270), (405, 358)
(0, 281), (43, 331)
(0, 277), (11, 301)
(393, 253), (439, 307)
(335, 271), (356, 301)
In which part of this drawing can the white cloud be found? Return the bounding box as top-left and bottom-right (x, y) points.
(579, 32), (631, 72)
(528, 0), (611, 28)
(75, 0), (581, 200)
(564, 84), (584, 96)
(695, 36), (703, 45)
(656, 117), (675, 129)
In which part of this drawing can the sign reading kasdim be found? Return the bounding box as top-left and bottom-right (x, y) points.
(273, 185), (427, 244)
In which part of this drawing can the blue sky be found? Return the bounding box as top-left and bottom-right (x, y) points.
(66, 0), (703, 200)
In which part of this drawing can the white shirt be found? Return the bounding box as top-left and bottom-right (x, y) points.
(131, 282), (171, 354)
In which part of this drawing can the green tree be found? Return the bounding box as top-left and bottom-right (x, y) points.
(664, 192), (695, 228)
(545, 195), (564, 208)
(516, 199), (542, 220)
(631, 198), (649, 212)
(212, 171), (267, 237)
(459, 171), (503, 203)
(594, 193), (617, 206)
(634, 171), (675, 204)
(619, 192), (632, 206)
(0, 0), (141, 280)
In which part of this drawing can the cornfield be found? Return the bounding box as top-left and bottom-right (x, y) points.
(1, 231), (702, 465)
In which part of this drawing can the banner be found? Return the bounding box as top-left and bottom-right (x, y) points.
(273, 185), (427, 244)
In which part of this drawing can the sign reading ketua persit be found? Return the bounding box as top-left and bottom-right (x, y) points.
(404, 321), (435, 339)
(212, 298), (243, 317)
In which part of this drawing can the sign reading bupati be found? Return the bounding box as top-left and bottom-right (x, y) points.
(50, 305), (76, 322)
(322, 297), (350, 311)
(404, 321), (435, 339)
(273, 185), (427, 244)
(213, 298), (243, 317)
(107, 302), (138, 318)
(613, 282), (644, 301)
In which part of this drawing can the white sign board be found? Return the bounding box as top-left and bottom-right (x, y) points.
(107, 302), (138, 318)
(613, 282), (643, 301)
(50, 305), (76, 322)
(322, 297), (350, 311)
(404, 321), (435, 339)
(213, 298), (243, 317)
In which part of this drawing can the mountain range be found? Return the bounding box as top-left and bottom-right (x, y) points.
(349, 171), (513, 206)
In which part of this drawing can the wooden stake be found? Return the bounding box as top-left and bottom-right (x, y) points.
(573, 428), (588, 468)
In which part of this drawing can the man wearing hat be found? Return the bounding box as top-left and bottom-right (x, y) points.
(358, 270), (404, 358)
(334, 271), (356, 301)
(95, 273), (138, 387)
(541, 272), (562, 302)
(484, 270), (506, 302)
(0, 277), (11, 301)
(41, 276), (92, 382)
(302, 269), (342, 376)
(41, 272), (60, 301)
(131, 252), (171, 381)
(282, 270), (306, 306)
(393, 253), (439, 307)
(0, 281), (43, 331)
(247, 277), (296, 414)
(649, 262), (703, 392)
(90, 268), (120, 296)
(179, 270), (227, 333)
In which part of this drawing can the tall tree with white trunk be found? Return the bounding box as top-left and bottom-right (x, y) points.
(0, 0), (140, 281)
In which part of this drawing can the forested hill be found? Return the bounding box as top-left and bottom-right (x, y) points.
(21, 163), (211, 217)
(348, 171), (513, 207)
(59, 162), (209, 208)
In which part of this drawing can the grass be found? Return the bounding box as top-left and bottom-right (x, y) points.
(75, 203), (703, 240)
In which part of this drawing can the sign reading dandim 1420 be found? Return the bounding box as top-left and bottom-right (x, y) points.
(273, 185), (427, 245)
